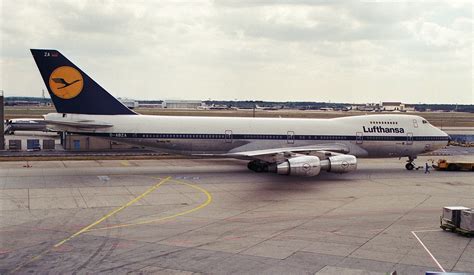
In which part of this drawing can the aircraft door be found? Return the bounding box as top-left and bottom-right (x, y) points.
(225, 130), (232, 143)
(287, 131), (294, 144)
(407, 132), (413, 145)
(356, 132), (363, 144)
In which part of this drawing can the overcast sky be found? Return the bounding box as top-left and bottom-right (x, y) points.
(1, 0), (472, 104)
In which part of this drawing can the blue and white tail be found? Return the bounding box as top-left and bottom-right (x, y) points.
(30, 49), (136, 115)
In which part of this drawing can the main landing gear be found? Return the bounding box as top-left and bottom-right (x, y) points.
(247, 160), (270, 173)
(405, 156), (416, 170)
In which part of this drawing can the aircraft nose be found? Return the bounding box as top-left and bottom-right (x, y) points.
(440, 129), (451, 146)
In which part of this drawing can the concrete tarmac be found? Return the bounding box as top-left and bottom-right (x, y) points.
(0, 156), (473, 274)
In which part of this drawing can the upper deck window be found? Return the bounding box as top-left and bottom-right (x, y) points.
(422, 120), (428, 124)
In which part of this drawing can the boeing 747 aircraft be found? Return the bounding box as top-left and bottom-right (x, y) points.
(30, 49), (450, 176)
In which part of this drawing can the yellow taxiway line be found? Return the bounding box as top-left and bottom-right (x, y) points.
(54, 176), (172, 247)
(11, 176), (172, 273)
(89, 178), (213, 231)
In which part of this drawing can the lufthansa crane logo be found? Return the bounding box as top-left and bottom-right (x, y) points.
(49, 66), (83, 99)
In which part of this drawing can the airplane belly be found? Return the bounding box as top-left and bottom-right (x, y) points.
(228, 140), (303, 153)
(359, 141), (428, 158)
(179, 139), (249, 154)
(351, 141), (406, 158)
(358, 141), (404, 158)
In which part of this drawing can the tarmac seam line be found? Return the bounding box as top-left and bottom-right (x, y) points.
(9, 176), (171, 274)
(236, 195), (359, 258)
(451, 235), (472, 272)
(89, 178), (213, 231)
(53, 176), (171, 247)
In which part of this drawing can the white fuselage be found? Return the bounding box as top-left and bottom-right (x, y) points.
(44, 113), (449, 158)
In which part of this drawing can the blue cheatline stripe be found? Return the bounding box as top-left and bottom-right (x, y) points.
(69, 132), (449, 142)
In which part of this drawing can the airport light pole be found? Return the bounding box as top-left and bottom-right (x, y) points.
(0, 90), (4, 150)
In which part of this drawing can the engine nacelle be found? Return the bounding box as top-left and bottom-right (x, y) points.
(277, 156), (321, 177)
(324, 155), (357, 173)
(275, 155), (357, 176)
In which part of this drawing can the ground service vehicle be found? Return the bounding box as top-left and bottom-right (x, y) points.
(434, 159), (474, 171)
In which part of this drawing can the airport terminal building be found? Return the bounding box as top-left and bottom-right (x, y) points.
(162, 100), (203, 109)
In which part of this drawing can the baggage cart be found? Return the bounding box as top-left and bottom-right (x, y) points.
(456, 209), (474, 237)
(440, 206), (470, 231)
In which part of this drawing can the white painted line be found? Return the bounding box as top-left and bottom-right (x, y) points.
(412, 229), (442, 233)
(411, 231), (446, 273)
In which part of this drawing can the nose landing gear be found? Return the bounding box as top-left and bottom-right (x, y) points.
(405, 156), (416, 170)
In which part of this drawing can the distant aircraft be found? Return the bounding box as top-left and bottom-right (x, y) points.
(4, 118), (47, 134)
(30, 49), (450, 176)
(255, 105), (283, 111)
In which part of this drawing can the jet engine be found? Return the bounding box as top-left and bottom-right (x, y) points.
(276, 156), (321, 177)
(323, 155), (357, 173)
(276, 155), (357, 177)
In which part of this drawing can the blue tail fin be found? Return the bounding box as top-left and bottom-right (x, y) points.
(30, 49), (136, 115)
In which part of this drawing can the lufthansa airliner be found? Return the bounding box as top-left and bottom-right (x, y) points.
(30, 49), (450, 177)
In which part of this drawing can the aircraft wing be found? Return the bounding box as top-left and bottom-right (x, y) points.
(195, 143), (350, 163)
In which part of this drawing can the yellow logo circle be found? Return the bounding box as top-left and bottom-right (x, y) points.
(49, 66), (83, 99)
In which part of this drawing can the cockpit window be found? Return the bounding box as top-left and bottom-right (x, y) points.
(422, 120), (428, 124)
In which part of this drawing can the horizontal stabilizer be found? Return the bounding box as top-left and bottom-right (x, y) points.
(43, 113), (113, 130)
(44, 119), (113, 129)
